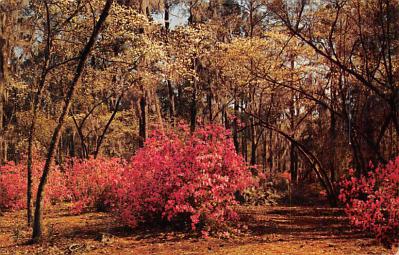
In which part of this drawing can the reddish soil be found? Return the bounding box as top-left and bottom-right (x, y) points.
(0, 205), (395, 254)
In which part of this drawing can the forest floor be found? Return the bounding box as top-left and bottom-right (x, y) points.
(0, 204), (395, 255)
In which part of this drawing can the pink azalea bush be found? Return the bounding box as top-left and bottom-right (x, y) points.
(63, 157), (125, 213)
(0, 162), (28, 210)
(339, 156), (399, 247)
(0, 160), (67, 211)
(111, 124), (254, 236)
(0, 157), (124, 213)
(0, 125), (254, 237)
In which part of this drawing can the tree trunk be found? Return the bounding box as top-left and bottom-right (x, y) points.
(26, 1), (54, 225)
(233, 98), (239, 153)
(250, 117), (257, 165)
(290, 143), (298, 185)
(242, 125), (248, 161)
(69, 130), (75, 158)
(329, 105), (336, 182)
(151, 89), (164, 132)
(31, 0), (113, 242)
(138, 92), (147, 148)
(0, 34), (5, 166)
(164, 1), (176, 126)
(268, 129), (273, 172)
(262, 132), (267, 171)
(207, 86), (212, 123)
(0, 10), (11, 166)
(177, 86), (182, 116)
(190, 82), (197, 132)
(167, 80), (175, 126)
(164, 0), (170, 31)
(241, 101), (248, 161)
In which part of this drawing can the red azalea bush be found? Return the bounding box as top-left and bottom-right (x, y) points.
(339, 156), (399, 247)
(63, 157), (125, 213)
(111, 124), (254, 236)
(0, 157), (124, 213)
(0, 162), (28, 210)
(0, 160), (67, 211)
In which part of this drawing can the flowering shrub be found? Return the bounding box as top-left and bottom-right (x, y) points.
(63, 157), (125, 213)
(0, 160), (67, 211)
(339, 156), (399, 247)
(111, 124), (254, 236)
(0, 157), (124, 214)
(0, 125), (253, 237)
(0, 162), (28, 210)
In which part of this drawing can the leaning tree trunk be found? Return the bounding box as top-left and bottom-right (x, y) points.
(26, 15), (52, 225)
(31, 0), (113, 242)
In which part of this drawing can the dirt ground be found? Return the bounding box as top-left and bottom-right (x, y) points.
(0, 204), (395, 255)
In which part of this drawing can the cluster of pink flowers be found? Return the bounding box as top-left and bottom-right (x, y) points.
(339, 156), (399, 247)
(0, 160), (67, 210)
(0, 157), (123, 212)
(111, 124), (254, 236)
(0, 124), (253, 237)
(63, 157), (126, 213)
(0, 162), (29, 210)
